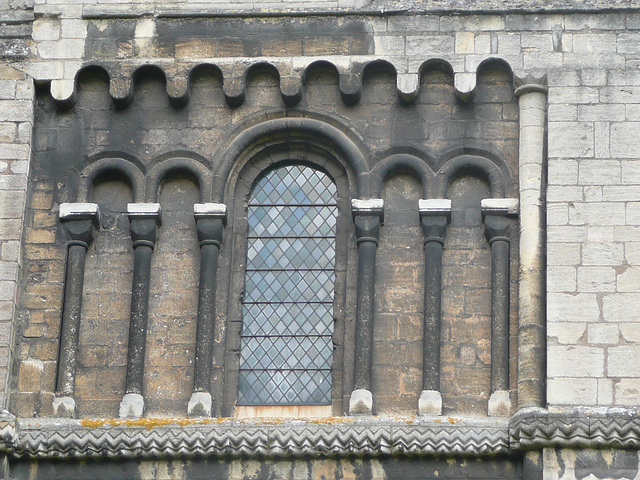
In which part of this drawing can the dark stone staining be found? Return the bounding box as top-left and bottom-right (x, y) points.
(19, 60), (519, 417)
(353, 211), (382, 393)
(152, 17), (374, 58)
(85, 20), (137, 60)
(485, 214), (513, 393)
(245, 66), (284, 110)
(373, 174), (423, 415)
(8, 456), (523, 480)
(192, 215), (225, 400)
(381, 455), (522, 480)
(75, 178), (133, 417)
(145, 178), (199, 416)
(421, 212), (448, 393)
(441, 175), (492, 415)
(575, 449), (639, 480)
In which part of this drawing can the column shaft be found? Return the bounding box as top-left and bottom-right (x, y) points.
(56, 243), (89, 396)
(54, 203), (99, 417)
(349, 199), (383, 415)
(120, 204), (161, 418)
(125, 243), (153, 395)
(422, 239), (443, 392)
(353, 239), (377, 391)
(417, 200), (450, 415)
(189, 204), (226, 417)
(193, 243), (220, 393)
(490, 237), (510, 392)
(515, 76), (548, 409)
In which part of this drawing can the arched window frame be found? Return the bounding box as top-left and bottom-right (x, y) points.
(219, 147), (356, 418)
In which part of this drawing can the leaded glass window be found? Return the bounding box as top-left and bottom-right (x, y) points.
(238, 165), (337, 405)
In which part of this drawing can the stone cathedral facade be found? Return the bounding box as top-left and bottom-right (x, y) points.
(0, 0), (639, 478)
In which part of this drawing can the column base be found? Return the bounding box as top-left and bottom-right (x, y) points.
(187, 391), (212, 417)
(488, 390), (511, 416)
(418, 390), (442, 415)
(348, 389), (373, 415)
(52, 396), (76, 418)
(119, 393), (144, 419)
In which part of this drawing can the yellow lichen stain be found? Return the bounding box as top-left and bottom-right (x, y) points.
(80, 415), (362, 430)
(308, 416), (355, 425)
(431, 417), (461, 424)
(80, 417), (231, 430)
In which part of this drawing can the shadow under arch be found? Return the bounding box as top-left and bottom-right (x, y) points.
(77, 155), (145, 203)
(146, 154), (213, 203)
(435, 148), (512, 199)
(370, 153), (435, 198)
(212, 117), (371, 202)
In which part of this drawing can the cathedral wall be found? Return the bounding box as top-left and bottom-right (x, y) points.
(0, 1), (639, 478)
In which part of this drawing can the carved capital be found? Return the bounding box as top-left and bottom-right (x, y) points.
(352, 199), (384, 243)
(513, 74), (548, 97)
(194, 203), (227, 247)
(484, 215), (511, 245)
(419, 199), (451, 243)
(482, 199), (518, 244)
(127, 203), (161, 247)
(59, 203), (100, 247)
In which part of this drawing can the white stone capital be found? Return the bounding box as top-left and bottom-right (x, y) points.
(127, 203), (161, 217)
(419, 199), (452, 217)
(481, 198), (519, 217)
(59, 202), (100, 225)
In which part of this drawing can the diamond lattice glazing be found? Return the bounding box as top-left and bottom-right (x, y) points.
(239, 165), (337, 405)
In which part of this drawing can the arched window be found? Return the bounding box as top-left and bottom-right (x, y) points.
(238, 165), (337, 405)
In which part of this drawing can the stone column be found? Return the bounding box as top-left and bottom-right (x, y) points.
(482, 198), (518, 416)
(514, 74), (548, 409)
(418, 199), (450, 416)
(349, 199), (384, 415)
(119, 203), (161, 419)
(188, 203), (227, 417)
(53, 203), (100, 418)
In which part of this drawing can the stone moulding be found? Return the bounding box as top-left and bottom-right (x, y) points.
(0, 416), (509, 460)
(510, 408), (640, 450)
(0, 408), (640, 458)
(2, 409), (640, 460)
(44, 56), (525, 108)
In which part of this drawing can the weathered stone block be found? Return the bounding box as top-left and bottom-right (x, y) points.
(608, 346), (640, 377)
(547, 377), (598, 405)
(587, 324), (619, 345)
(548, 122), (594, 158)
(548, 345), (604, 377)
(603, 294), (640, 322)
(548, 293), (600, 323)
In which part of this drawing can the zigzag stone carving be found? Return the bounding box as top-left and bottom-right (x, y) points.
(6, 417), (508, 460)
(510, 407), (640, 450)
(2, 408), (640, 459)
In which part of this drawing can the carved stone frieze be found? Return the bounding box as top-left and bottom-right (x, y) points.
(510, 408), (640, 450)
(1, 409), (640, 459)
(6, 417), (508, 460)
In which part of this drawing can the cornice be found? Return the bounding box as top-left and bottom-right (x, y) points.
(2, 416), (509, 460)
(1, 408), (639, 459)
(510, 407), (640, 450)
